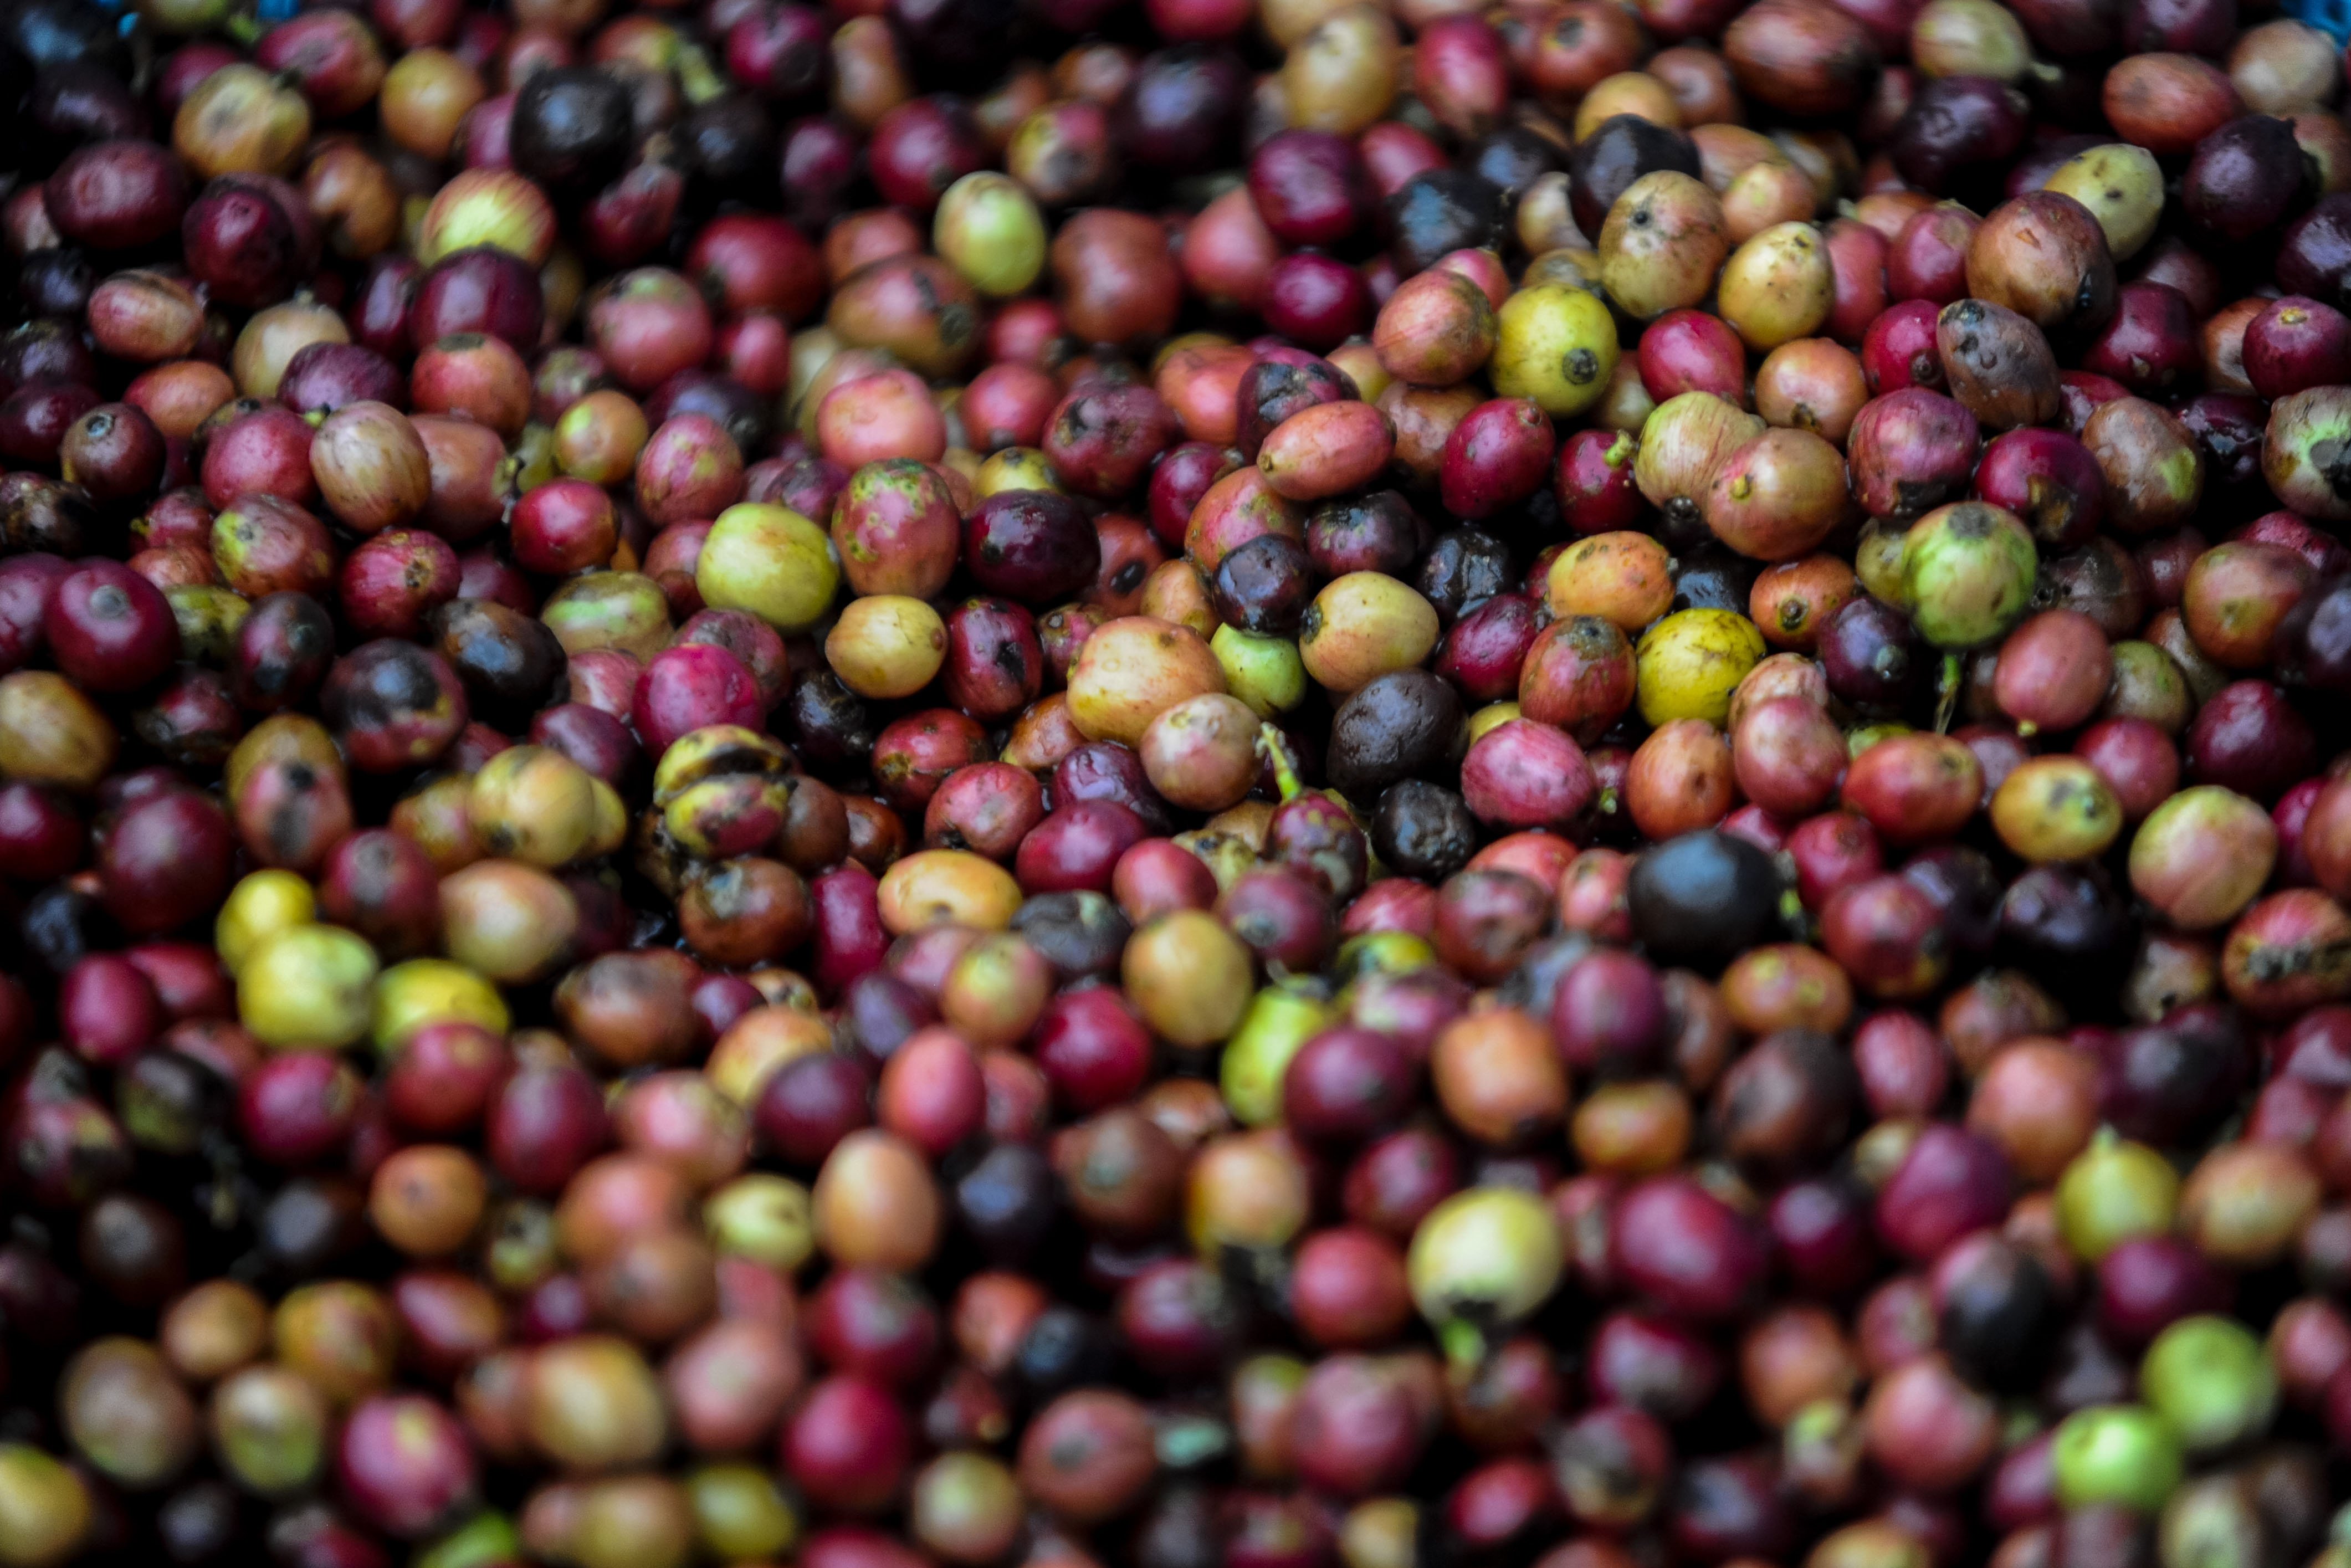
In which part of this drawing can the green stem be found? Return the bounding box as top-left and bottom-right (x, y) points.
(1933, 652), (1963, 734)
(1437, 1318), (1488, 1369)
(1257, 723), (1304, 803)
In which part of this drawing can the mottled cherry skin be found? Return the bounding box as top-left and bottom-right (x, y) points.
(1461, 720), (1596, 829)
(834, 460), (963, 601)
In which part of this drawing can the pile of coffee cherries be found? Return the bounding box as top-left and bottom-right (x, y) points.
(8, 0), (2351, 1564)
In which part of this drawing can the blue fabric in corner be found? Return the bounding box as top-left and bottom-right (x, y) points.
(2287, 0), (2351, 47)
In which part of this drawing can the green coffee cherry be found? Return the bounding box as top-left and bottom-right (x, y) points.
(1220, 983), (1335, 1127)
(1490, 284), (1620, 419)
(417, 1514), (523, 1568)
(2056, 1133), (2180, 1263)
(934, 173), (1047, 298)
(2051, 1404), (2183, 1513)
(238, 924), (381, 1050)
(2140, 1315), (2277, 1454)
(1212, 624), (1310, 715)
(1407, 1187), (1563, 1362)
(1899, 501), (2039, 649)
